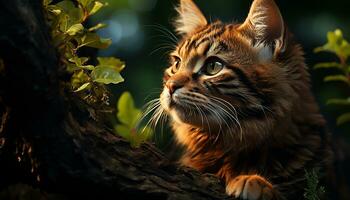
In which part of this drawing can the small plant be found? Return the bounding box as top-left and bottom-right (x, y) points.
(115, 92), (153, 147)
(304, 169), (325, 200)
(314, 29), (350, 125)
(43, 0), (151, 146)
(43, 0), (125, 107)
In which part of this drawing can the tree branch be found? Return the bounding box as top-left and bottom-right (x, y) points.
(0, 0), (230, 199)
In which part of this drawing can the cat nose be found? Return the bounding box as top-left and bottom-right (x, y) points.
(166, 75), (190, 95)
(166, 80), (183, 95)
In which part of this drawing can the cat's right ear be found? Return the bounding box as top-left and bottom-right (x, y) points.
(239, 0), (286, 60)
(174, 0), (207, 35)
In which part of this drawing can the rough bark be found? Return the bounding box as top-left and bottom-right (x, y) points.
(0, 0), (230, 199)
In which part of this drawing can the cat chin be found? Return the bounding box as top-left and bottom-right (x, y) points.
(160, 89), (222, 130)
(169, 108), (222, 132)
(160, 90), (171, 111)
(169, 110), (184, 124)
(169, 108), (196, 124)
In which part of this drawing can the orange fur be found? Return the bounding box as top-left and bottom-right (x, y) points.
(159, 0), (333, 199)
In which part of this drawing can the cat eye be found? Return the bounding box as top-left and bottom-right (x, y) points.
(203, 58), (224, 76)
(171, 57), (181, 73)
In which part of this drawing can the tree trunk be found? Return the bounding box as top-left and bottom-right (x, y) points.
(0, 0), (230, 199)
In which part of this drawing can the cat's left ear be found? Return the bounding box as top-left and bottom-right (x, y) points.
(239, 0), (286, 60)
(174, 0), (208, 35)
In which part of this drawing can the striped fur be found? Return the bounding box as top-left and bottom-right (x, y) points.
(158, 0), (333, 199)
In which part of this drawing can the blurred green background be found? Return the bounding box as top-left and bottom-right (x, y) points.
(91, 0), (350, 139)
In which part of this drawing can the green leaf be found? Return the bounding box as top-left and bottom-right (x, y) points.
(327, 98), (350, 106)
(88, 23), (107, 32)
(47, 5), (62, 15)
(115, 124), (132, 141)
(132, 126), (153, 148)
(137, 126), (153, 143)
(58, 14), (69, 32)
(324, 75), (349, 84)
(43, 0), (53, 6)
(97, 57), (125, 72)
(78, 33), (111, 49)
(77, 0), (93, 7)
(74, 82), (91, 92)
(66, 23), (84, 36)
(115, 124), (151, 148)
(57, 1), (84, 28)
(79, 65), (95, 70)
(56, 0), (76, 14)
(71, 70), (90, 90)
(314, 29), (350, 60)
(51, 9), (62, 15)
(69, 56), (89, 66)
(89, 1), (104, 15)
(314, 62), (343, 70)
(66, 63), (79, 72)
(117, 92), (141, 127)
(115, 92), (153, 147)
(337, 113), (350, 125)
(91, 65), (124, 84)
(68, 57), (94, 70)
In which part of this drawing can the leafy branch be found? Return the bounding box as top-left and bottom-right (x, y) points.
(43, 0), (152, 147)
(314, 29), (350, 125)
(43, 0), (125, 107)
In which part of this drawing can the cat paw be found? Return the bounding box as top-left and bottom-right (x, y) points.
(226, 175), (277, 200)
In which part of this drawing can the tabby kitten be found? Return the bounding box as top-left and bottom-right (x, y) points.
(159, 0), (333, 199)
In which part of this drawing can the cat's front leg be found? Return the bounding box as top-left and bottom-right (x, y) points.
(226, 175), (280, 200)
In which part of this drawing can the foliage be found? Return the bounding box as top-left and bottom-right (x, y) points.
(304, 169), (325, 200)
(115, 92), (153, 147)
(314, 29), (350, 126)
(43, 0), (125, 106)
(43, 0), (150, 146)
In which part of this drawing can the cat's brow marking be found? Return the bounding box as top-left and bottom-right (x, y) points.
(192, 58), (206, 73)
(193, 41), (229, 73)
(196, 40), (211, 56)
(207, 41), (222, 57)
(191, 41), (211, 73)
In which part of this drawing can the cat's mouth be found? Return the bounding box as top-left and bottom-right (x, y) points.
(161, 87), (205, 112)
(160, 88), (187, 112)
(160, 88), (221, 127)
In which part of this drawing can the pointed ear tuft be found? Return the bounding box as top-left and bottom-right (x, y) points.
(174, 0), (207, 35)
(239, 0), (286, 59)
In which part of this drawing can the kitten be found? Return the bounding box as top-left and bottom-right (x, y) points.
(159, 0), (333, 199)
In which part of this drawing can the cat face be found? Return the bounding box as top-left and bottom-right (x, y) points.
(160, 0), (289, 132)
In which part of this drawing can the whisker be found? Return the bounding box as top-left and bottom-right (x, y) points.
(209, 97), (242, 130)
(205, 103), (222, 144)
(208, 97), (244, 143)
(144, 24), (178, 44)
(158, 109), (168, 143)
(149, 45), (174, 56)
(202, 102), (224, 134)
(194, 104), (204, 129)
(144, 106), (163, 133)
(143, 90), (162, 102)
(137, 101), (161, 129)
